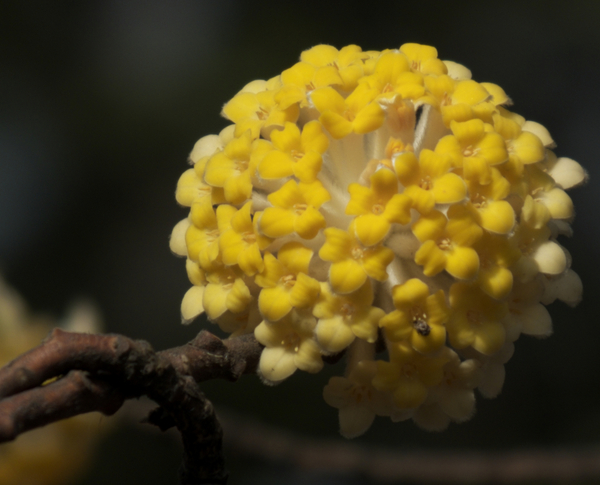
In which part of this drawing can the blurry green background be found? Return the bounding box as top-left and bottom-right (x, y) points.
(1, 1), (599, 483)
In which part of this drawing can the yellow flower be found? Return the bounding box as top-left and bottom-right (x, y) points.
(465, 168), (516, 234)
(215, 302), (262, 338)
(173, 42), (584, 439)
(423, 75), (491, 125)
(203, 130), (272, 205)
(413, 205), (483, 280)
(255, 309), (323, 383)
(323, 354), (394, 438)
(434, 119), (508, 184)
(360, 51), (425, 102)
(258, 179), (330, 239)
(493, 112), (545, 177)
(345, 167), (412, 246)
(413, 349), (481, 431)
(473, 232), (521, 300)
(176, 128), (234, 207)
(520, 165), (574, 229)
(218, 202), (272, 276)
(313, 281), (384, 353)
(185, 197), (221, 271)
(221, 77), (299, 138)
(300, 44), (368, 92)
(502, 278), (552, 341)
(510, 218), (567, 283)
(400, 43), (447, 76)
(319, 224), (395, 294)
(379, 278), (449, 354)
(447, 282), (507, 355)
(373, 341), (449, 409)
(257, 121), (329, 182)
(276, 61), (343, 108)
(461, 342), (514, 399)
(310, 84), (385, 139)
(394, 149), (467, 214)
(203, 264), (252, 320)
(255, 242), (321, 321)
(176, 166), (225, 207)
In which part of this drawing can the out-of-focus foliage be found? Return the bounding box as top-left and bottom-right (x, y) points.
(0, 279), (110, 485)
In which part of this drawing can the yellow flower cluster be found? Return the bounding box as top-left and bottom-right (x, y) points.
(0, 279), (108, 485)
(172, 43), (585, 437)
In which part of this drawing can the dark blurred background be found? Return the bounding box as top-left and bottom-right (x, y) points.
(1, 1), (599, 484)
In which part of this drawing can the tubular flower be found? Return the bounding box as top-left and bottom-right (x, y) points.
(258, 179), (331, 239)
(185, 196), (221, 271)
(379, 278), (449, 355)
(394, 149), (467, 214)
(373, 341), (449, 409)
(255, 309), (323, 384)
(323, 341), (395, 438)
(310, 84), (386, 139)
(203, 130), (272, 205)
(493, 112), (545, 177)
(175, 127), (233, 207)
(300, 44), (371, 92)
(448, 282), (507, 355)
(276, 61), (343, 109)
(521, 165), (574, 229)
(435, 118), (508, 185)
(202, 264), (252, 321)
(255, 242), (321, 322)
(413, 349), (482, 431)
(473, 232), (521, 300)
(221, 78), (299, 138)
(360, 51), (425, 102)
(313, 281), (384, 353)
(345, 166), (412, 246)
(319, 224), (395, 294)
(413, 205), (483, 280)
(172, 43), (584, 438)
(465, 167), (516, 234)
(257, 121), (329, 182)
(218, 202), (272, 276)
(422, 75), (492, 125)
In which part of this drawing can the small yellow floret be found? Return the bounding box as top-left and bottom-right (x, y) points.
(413, 206), (483, 280)
(258, 179), (330, 239)
(346, 167), (412, 246)
(255, 242), (321, 321)
(319, 225), (395, 294)
(255, 310), (323, 383)
(218, 202), (272, 276)
(258, 121), (329, 182)
(448, 282), (507, 355)
(435, 119), (508, 185)
(379, 278), (449, 354)
(313, 282), (384, 353)
(395, 149), (467, 214)
(311, 85), (385, 139)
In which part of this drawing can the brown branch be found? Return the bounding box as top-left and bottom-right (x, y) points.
(0, 328), (263, 485)
(0, 370), (123, 440)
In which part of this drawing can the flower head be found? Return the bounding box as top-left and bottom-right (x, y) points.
(173, 43), (584, 438)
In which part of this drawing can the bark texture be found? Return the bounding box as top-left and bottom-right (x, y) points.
(0, 328), (263, 485)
